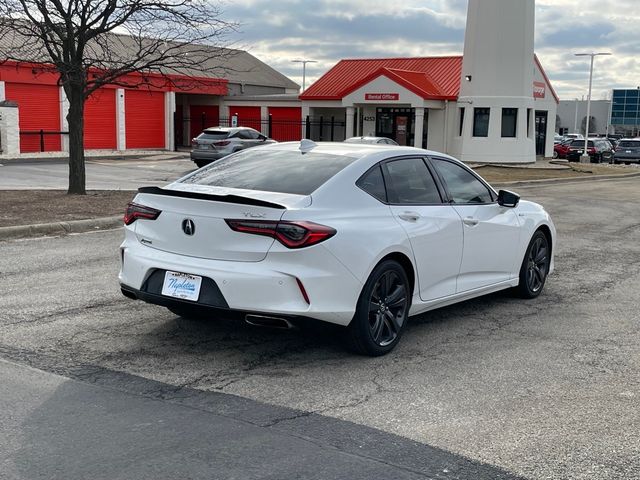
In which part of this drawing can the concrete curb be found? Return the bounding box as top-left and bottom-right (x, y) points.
(0, 216), (122, 241)
(0, 152), (190, 165)
(492, 171), (640, 188)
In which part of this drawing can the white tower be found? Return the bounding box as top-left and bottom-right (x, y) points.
(454, 0), (536, 163)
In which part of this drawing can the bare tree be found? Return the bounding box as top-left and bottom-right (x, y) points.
(0, 1), (236, 194)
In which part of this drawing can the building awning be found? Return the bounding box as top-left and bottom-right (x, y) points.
(300, 56), (463, 101)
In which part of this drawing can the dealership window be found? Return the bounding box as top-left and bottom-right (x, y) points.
(473, 108), (490, 137)
(501, 108), (518, 138)
(458, 108), (465, 136)
(527, 108), (533, 138)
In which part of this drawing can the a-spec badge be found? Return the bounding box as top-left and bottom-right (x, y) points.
(242, 212), (266, 218)
(182, 218), (196, 236)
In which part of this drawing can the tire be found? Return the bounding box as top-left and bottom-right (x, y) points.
(553, 150), (558, 159)
(514, 230), (550, 299)
(347, 260), (410, 356)
(194, 160), (209, 169)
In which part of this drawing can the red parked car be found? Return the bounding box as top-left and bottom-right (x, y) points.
(553, 139), (573, 159)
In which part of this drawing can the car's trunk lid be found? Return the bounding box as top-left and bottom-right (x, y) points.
(131, 185), (311, 262)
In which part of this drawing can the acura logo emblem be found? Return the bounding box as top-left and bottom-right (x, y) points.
(182, 219), (196, 236)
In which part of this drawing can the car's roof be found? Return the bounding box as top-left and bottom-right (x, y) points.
(345, 136), (388, 141)
(264, 140), (447, 159)
(202, 126), (257, 133)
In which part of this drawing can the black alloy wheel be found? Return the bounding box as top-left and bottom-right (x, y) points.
(347, 260), (410, 356)
(515, 230), (550, 299)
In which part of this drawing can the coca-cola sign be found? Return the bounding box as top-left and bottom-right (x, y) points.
(533, 82), (546, 99)
(365, 93), (399, 101)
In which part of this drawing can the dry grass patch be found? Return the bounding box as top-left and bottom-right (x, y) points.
(0, 190), (135, 227)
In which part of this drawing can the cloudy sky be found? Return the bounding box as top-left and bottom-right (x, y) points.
(220, 0), (639, 100)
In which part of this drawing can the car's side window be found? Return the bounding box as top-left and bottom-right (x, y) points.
(356, 165), (387, 203)
(430, 158), (494, 204)
(234, 130), (251, 140)
(383, 158), (442, 204)
(246, 129), (261, 140)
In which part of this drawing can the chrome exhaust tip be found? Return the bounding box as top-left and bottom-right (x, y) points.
(245, 314), (295, 330)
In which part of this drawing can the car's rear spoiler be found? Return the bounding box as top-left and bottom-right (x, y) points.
(137, 186), (286, 210)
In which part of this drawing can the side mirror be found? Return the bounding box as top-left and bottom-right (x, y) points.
(498, 190), (520, 208)
(259, 135), (266, 141)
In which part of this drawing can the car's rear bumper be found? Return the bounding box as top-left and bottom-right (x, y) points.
(613, 155), (640, 163)
(118, 229), (362, 326)
(190, 150), (230, 162)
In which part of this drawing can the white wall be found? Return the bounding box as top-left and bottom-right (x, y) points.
(342, 76), (424, 108)
(116, 89), (126, 151)
(59, 86), (69, 152)
(456, 0), (537, 163)
(0, 104), (20, 155)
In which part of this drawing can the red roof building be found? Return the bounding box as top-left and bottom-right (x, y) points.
(297, 53), (558, 160)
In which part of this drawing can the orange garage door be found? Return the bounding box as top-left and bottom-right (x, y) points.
(125, 90), (165, 149)
(5, 83), (61, 153)
(268, 107), (302, 141)
(84, 88), (117, 149)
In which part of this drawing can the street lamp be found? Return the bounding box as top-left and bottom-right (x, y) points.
(574, 52), (611, 163)
(292, 59), (317, 92)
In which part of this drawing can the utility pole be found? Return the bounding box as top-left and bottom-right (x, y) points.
(574, 52), (611, 163)
(292, 59), (317, 92)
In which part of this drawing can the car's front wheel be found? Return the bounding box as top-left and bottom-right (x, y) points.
(515, 230), (550, 299)
(347, 260), (410, 356)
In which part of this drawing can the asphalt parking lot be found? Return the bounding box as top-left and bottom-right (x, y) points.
(1, 176), (639, 479)
(0, 155), (193, 190)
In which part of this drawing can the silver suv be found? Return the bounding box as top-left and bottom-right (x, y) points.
(613, 139), (640, 164)
(190, 127), (276, 168)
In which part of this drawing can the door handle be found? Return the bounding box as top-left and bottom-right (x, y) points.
(398, 211), (421, 222)
(463, 217), (479, 226)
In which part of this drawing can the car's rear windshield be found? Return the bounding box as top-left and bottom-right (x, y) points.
(180, 149), (358, 195)
(617, 141), (640, 148)
(571, 140), (594, 147)
(197, 130), (230, 140)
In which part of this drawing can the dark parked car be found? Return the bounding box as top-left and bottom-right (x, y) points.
(190, 127), (276, 168)
(613, 139), (640, 164)
(566, 139), (614, 163)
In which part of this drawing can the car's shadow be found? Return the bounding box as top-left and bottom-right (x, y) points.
(129, 288), (530, 361)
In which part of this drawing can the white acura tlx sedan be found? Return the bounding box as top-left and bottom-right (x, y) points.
(119, 141), (555, 356)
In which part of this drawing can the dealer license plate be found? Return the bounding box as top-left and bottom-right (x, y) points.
(161, 271), (202, 301)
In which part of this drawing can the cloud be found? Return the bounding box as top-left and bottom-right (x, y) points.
(220, 0), (637, 99)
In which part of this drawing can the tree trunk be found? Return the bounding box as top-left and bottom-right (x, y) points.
(66, 87), (86, 195)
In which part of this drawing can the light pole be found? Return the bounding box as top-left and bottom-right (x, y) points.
(292, 59), (317, 92)
(575, 52), (611, 163)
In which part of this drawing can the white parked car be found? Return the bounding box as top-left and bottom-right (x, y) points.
(344, 136), (399, 146)
(119, 141), (555, 356)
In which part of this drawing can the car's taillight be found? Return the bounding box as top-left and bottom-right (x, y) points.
(124, 203), (162, 225)
(588, 147), (596, 154)
(225, 220), (336, 249)
(191, 138), (199, 148)
(213, 140), (231, 146)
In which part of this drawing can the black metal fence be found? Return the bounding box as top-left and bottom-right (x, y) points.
(175, 114), (347, 148)
(19, 130), (68, 153)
